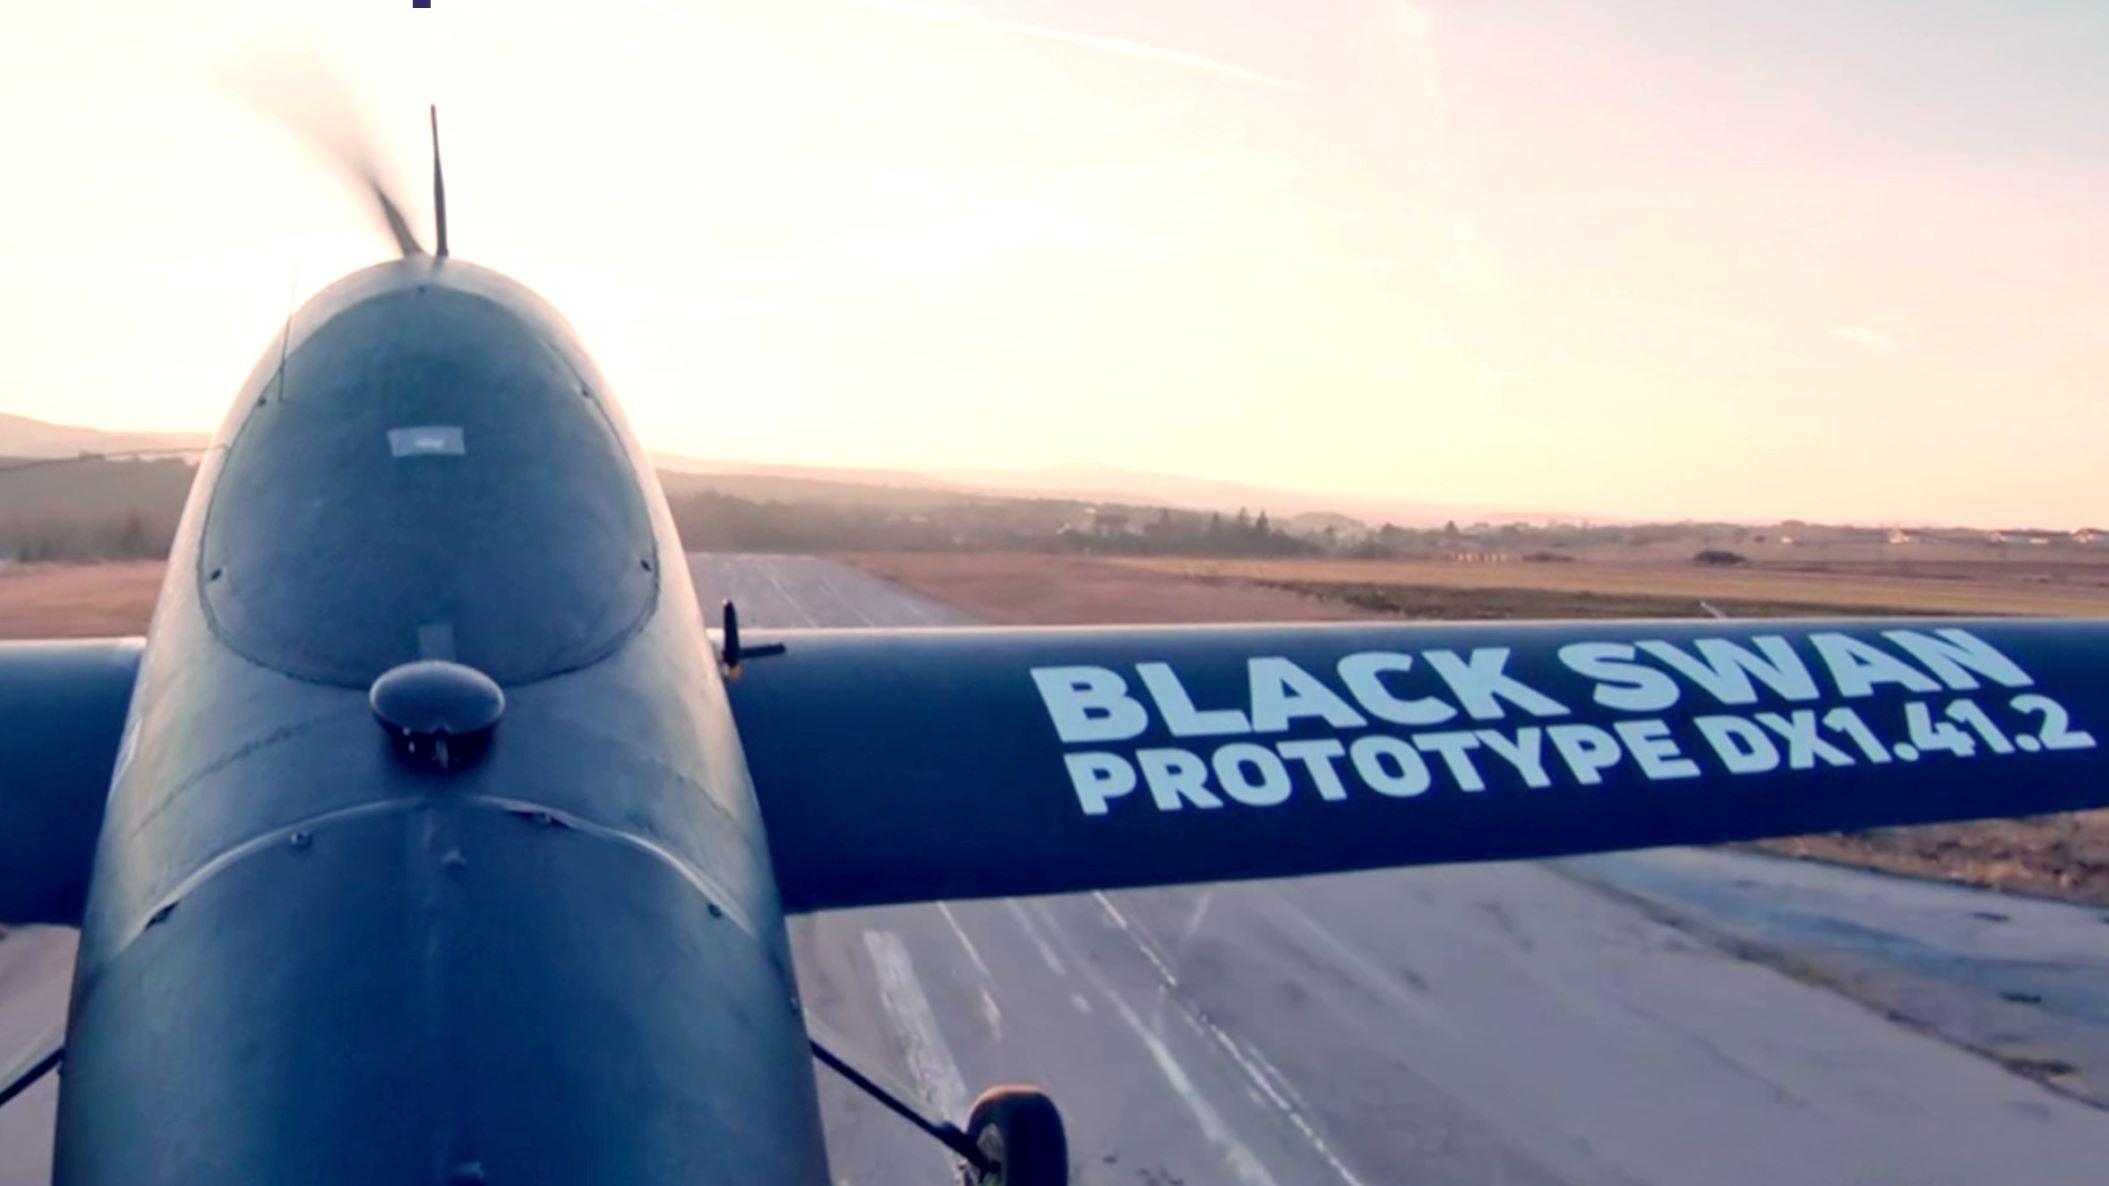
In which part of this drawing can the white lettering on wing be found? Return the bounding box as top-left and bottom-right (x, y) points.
(1638, 636), (1818, 705)
(1032, 666), (1148, 743)
(1336, 653), (1456, 726)
(1882, 628), (2034, 692)
(1560, 642), (1680, 712)
(1063, 752), (1138, 816)
(1248, 656), (1367, 732)
(1425, 647), (1570, 720)
(1810, 634), (1941, 698)
(1138, 663), (1253, 737)
(1138, 747), (1224, 809)
(1028, 631), (2080, 817)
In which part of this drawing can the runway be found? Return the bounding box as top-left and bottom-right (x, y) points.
(5, 553), (2109, 1184)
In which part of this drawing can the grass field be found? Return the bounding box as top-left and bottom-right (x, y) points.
(1111, 556), (2109, 618)
(0, 560), (162, 637)
(840, 552), (1369, 624)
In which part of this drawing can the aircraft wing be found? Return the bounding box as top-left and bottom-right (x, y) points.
(0, 639), (142, 925)
(727, 619), (2109, 913)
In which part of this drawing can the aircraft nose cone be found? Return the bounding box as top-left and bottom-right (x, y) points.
(370, 659), (505, 772)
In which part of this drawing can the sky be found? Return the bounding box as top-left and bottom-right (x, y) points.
(0, 0), (2104, 528)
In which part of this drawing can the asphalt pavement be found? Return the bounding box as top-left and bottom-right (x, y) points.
(5, 553), (2109, 1185)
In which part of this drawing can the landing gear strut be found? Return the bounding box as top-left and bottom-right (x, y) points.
(808, 1035), (1068, 1186)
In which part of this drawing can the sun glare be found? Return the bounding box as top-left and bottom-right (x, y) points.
(0, 1), (2103, 527)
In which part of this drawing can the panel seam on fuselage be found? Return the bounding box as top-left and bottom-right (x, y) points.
(93, 792), (762, 979)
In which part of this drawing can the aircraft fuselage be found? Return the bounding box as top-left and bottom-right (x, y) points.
(53, 258), (829, 1185)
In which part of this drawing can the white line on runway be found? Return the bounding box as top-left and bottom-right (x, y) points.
(1003, 900), (1068, 977)
(1239, 1039), (1314, 1118)
(1036, 910), (1284, 1186)
(1176, 888), (1215, 956)
(1093, 892), (1371, 1186)
(936, 903), (995, 985)
(1092, 892), (1182, 987)
(816, 564), (878, 627)
(861, 930), (971, 1123)
(977, 990), (1004, 1042)
(760, 565), (820, 628)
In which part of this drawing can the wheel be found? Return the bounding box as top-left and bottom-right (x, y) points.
(959, 1085), (1067, 1186)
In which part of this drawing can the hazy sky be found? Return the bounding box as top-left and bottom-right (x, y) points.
(1, 1), (2103, 527)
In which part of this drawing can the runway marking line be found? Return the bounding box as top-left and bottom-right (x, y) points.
(977, 989), (1004, 1042)
(1029, 903), (1284, 1186)
(1092, 892), (1371, 1186)
(936, 903), (996, 985)
(860, 930), (971, 1124)
(1003, 900), (1069, 978)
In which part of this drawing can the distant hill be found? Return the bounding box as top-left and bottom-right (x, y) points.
(651, 453), (967, 494)
(3, 419), (1559, 530)
(656, 468), (997, 512)
(0, 433), (2077, 566)
(0, 456), (197, 518)
(0, 413), (209, 459)
(927, 462), (1577, 528)
(652, 453), (1546, 528)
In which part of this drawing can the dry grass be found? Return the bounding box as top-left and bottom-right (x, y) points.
(839, 552), (1370, 625)
(1753, 823), (2109, 905)
(0, 561), (163, 638)
(1114, 557), (2109, 618)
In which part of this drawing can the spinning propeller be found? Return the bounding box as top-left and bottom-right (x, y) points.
(225, 50), (447, 259)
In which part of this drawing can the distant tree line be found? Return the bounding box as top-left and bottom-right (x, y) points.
(1065, 506), (1317, 557)
(2, 457), (2097, 564)
(662, 492), (1319, 556)
(9, 486), (1318, 562)
(0, 509), (179, 563)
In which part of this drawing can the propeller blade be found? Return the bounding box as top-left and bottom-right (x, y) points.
(222, 48), (427, 258)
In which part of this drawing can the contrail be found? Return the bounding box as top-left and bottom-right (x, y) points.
(839, 0), (1307, 91)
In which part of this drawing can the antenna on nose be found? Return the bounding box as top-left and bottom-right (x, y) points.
(429, 104), (449, 258)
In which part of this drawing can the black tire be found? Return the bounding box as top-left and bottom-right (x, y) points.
(961, 1085), (1067, 1186)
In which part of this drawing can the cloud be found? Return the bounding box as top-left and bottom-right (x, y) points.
(837, 0), (1307, 91)
(1829, 324), (1900, 352)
